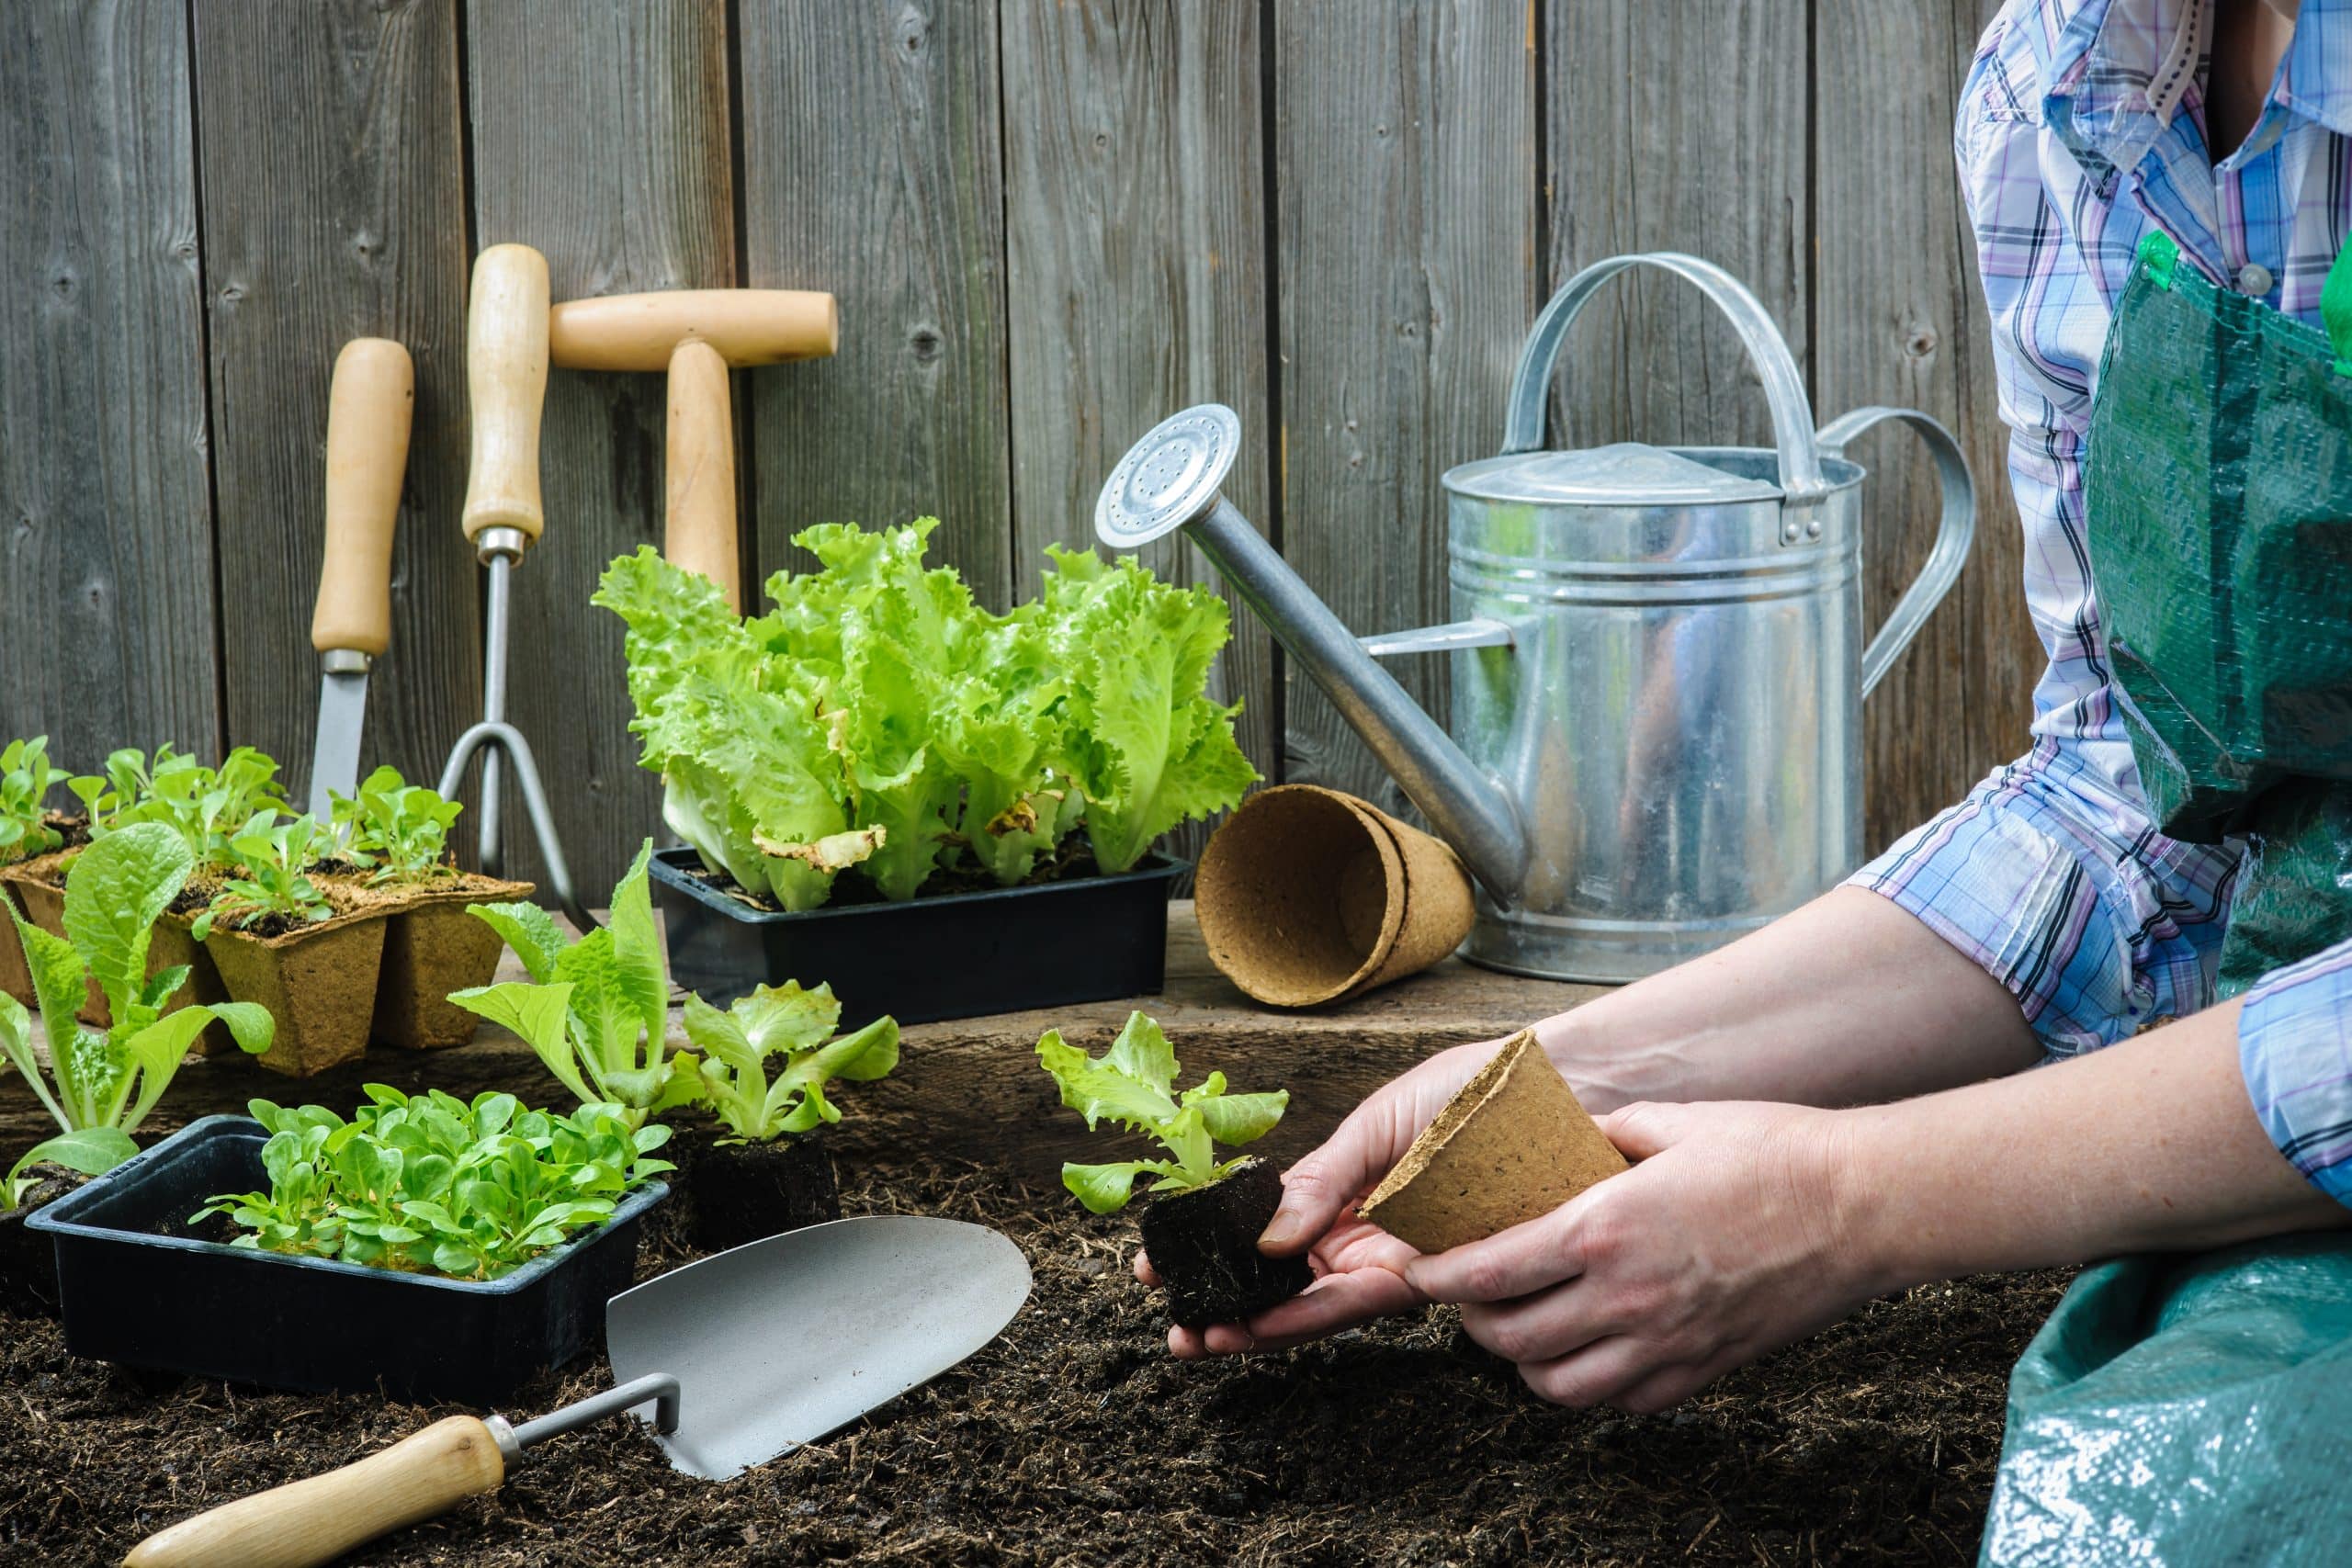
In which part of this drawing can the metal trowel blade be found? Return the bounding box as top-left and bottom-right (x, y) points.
(605, 1214), (1033, 1481)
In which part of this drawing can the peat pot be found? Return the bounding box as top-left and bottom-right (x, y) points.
(28, 1116), (665, 1403)
(1096, 253), (1976, 982)
(649, 848), (1184, 1026)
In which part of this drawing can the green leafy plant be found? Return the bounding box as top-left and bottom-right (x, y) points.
(449, 840), (696, 1129)
(680, 980), (899, 1144)
(331, 764), (463, 884)
(1035, 1010), (1288, 1214)
(0, 824), (273, 1206)
(0, 736), (66, 864)
(194, 1086), (672, 1280)
(593, 522), (1255, 911)
(190, 811), (334, 939)
(71, 745), (289, 869)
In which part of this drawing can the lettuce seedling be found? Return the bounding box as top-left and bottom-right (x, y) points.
(0, 736), (65, 864)
(190, 811), (334, 938)
(74, 745), (288, 869)
(1, 824), (273, 1206)
(449, 840), (697, 1129)
(1036, 1010), (1288, 1214)
(331, 764), (464, 884)
(196, 1086), (672, 1280)
(680, 980), (899, 1144)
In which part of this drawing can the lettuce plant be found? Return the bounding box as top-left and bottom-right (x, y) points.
(680, 980), (899, 1144)
(331, 764), (463, 884)
(195, 1087), (672, 1280)
(190, 811), (334, 938)
(449, 840), (697, 1129)
(0, 824), (273, 1206)
(594, 521), (1255, 910)
(74, 746), (288, 868)
(1035, 1010), (1288, 1214)
(0, 736), (65, 864)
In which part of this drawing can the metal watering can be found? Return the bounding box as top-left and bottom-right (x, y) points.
(1095, 253), (1975, 982)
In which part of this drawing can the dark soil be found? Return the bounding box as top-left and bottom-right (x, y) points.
(680, 1127), (843, 1252)
(1138, 1157), (1314, 1327)
(0, 1152), (2069, 1566)
(0, 1170), (82, 1316)
(690, 835), (1107, 914)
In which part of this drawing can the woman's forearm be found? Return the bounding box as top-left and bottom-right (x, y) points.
(1838, 1000), (2347, 1287)
(1538, 886), (2042, 1112)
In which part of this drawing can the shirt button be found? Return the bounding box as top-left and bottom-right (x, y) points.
(2237, 263), (2275, 296)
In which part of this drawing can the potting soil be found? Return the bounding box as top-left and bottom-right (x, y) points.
(1, 1152), (2066, 1566)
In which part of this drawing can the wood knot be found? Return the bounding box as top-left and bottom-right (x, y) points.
(1905, 327), (1939, 359)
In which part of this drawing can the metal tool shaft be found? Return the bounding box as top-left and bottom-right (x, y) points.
(486, 1373), (680, 1468)
(478, 550), (514, 875)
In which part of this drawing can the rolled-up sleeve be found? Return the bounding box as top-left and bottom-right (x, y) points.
(2240, 946), (2352, 1203)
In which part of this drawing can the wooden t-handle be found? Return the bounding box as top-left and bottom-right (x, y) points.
(666, 337), (740, 611)
(461, 243), (550, 544)
(548, 288), (837, 370)
(312, 337), (413, 655)
(122, 1416), (506, 1568)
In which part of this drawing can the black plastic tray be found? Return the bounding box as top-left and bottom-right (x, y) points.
(28, 1115), (665, 1404)
(650, 846), (1183, 1025)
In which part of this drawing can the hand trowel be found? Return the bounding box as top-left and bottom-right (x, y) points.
(122, 1216), (1033, 1568)
(304, 337), (414, 821)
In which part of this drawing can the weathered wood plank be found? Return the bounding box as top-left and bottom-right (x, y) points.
(0, 906), (1602, 1185)
(1274, 0), (1537, 818)
(739, 0), (1012, 608)
(464, 0), (737, 898)
(1546, 0), (1809, 454)
(0, 0), (219, 768)
(1817, 0), (2033, 852)
(1001, 0), (1276, 864)
(190, 0), (477, 807)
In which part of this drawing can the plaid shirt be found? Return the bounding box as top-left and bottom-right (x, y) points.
(1849, 0), (2352, 1201)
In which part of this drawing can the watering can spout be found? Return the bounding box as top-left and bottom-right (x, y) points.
(1094, 406), (1528, 899)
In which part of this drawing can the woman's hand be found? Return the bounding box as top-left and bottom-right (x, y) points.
(1136, 1034), (1500, 1357)
(1402, 1100), (1873, 1413)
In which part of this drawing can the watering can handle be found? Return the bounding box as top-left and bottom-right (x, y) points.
(1817, 406), (1977, 701)
(1502, 253), (1826, 499)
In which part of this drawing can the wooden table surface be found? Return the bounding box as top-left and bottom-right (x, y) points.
(1, 903), (1608, 1184)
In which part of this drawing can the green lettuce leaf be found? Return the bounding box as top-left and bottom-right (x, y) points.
(61, 823), (192, 1021)
(1033, 1011), (1288, 1210)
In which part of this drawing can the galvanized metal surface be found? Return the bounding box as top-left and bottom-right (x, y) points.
(1098, 253), (1975, 983)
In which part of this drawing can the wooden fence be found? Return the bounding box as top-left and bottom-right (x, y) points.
(0, 0), (2032, 897)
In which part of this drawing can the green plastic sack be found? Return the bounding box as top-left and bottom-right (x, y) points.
(2086, 232), (2352, 994)
(1982, 1233), (2352, 1566)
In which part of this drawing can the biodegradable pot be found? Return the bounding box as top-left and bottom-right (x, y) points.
(1136, 1156), (1312, 1328)
(205, 910), (389, 1077)
(2, 856), (232, 1052)
(0, 1171), (84, 1318)
(685, 1130), (842, 1253)
(650, 846), (1184, 1027)
(1360, 1030), (1627, 1255)
(28, 1116), (665, 1401)
(368, 875), (535, 1049)
(0, 873), (29, 1007)
(1194, 784), (1476, 1008)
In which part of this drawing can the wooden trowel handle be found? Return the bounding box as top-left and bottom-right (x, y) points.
(461, 243), (550, 544)
(548, 288), (837, 369)
(122, 1416), (506, 1568)
(312, 337), (413, 656)
(666, 337), (741, 611)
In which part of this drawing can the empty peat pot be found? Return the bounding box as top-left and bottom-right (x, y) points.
(1361, 1031), (1627, 1256)
(1138, 1157), (1311, 1328)
(1194, 784), (1476, 1008)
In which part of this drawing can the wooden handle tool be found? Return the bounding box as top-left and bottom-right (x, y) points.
(546, 288), (837, 370)
(460, 243), (551, 545)
(311, 338), (413, 656)
(122, 1416), (505, 1568)
(663, 336), (741, 608)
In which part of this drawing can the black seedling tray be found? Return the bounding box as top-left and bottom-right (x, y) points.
(650, 847), (1184, 1025)
(28, 1115), (665, 1404)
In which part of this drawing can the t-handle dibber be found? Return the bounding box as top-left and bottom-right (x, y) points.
(548, 288), (838, 612)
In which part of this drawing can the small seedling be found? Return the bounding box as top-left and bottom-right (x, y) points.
(449, 840), (697, 1129)
(0, 736), (65, 863)
(0, 824), (273, 1206)
(1035, 1010), (1288, 1214)
(191, 811), (334, 938)
(331, 764), (464, 884)
(681, 979), (899, 1143)
(196, 1086), (672, 1280)
(76, 746), (288, 869)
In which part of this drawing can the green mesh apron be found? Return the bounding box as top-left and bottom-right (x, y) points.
(1980, 232), (2352, 1567)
